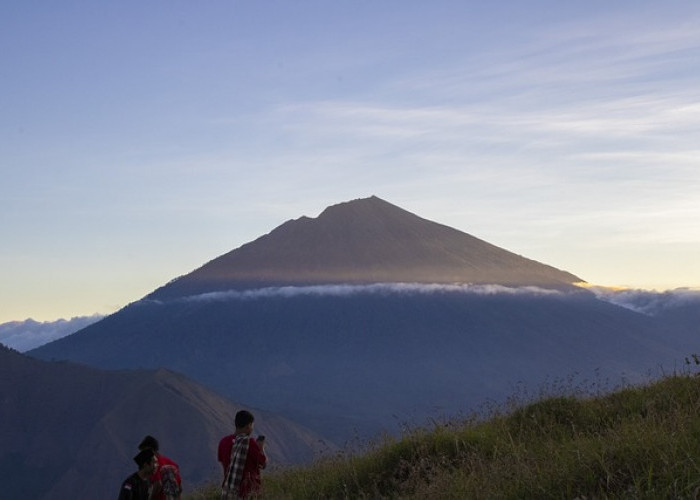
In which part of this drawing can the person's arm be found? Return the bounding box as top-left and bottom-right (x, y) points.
(217, 438), (226, 465)
(175, 464), (183, 499)
(250, 438), (267, 469)
(218, 436), (233, 477)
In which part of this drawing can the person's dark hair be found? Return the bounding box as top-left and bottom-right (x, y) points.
(138, 435), (159, 453)
(235, 410), (254, 429)
(133, 448), (155, 468)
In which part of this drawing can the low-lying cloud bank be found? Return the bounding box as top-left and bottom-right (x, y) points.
(0, 315), (104, 352)
(148, 283), (565, 305)
(588, 287), (700, 315)
(9, 285), (696, 352)
(144, 283), (700, 319)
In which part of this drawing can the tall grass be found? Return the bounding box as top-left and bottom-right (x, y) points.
(189, 372), (700, 499)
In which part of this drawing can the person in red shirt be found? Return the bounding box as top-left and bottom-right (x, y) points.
(219, 410), (267, 499)
(138, 435), (183, 500)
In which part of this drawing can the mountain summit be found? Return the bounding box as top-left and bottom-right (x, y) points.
(151, 196), (581, 299)
(31, 196), (685, 448)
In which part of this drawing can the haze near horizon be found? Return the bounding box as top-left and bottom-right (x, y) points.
(2, 1), (699, 323)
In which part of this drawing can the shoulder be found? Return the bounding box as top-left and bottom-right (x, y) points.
(219, 434), (235, 446)
(158, 454), (178, 467)
(121, 472), (139, 489)
(124, 471), (140, 483)
(218, 434), (236, 462)
(218, 434), (235, 453)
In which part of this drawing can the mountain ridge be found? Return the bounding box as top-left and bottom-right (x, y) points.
(150, 196), (582, 299)
(27, 196), (696, 479)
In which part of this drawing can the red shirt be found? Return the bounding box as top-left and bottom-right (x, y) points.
(218, 434), (236, 476)
(218, 434), (267, 497)
(150, 453), (182, 500)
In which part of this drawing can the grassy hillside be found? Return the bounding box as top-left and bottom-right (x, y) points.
(189, 372), (700, 499)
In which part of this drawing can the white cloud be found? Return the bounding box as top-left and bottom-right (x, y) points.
(146, 283), (564, 305)
(588, 287), (700, 315)
(0, 315), (104, 352)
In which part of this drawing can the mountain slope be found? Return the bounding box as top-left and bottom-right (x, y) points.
(0, 344), (325, 499)
(27, 197), (689, 445)
(29, 288), (683, 442)
(149, 196), (582, 299)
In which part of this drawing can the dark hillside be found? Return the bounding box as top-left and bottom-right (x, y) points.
(0, 345), (324, 499)
(30, 288), (681, 442)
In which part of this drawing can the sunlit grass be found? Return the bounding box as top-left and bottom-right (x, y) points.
(188, 368), (700, 499)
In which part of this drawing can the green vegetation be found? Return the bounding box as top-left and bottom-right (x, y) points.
(189, 373), (700, 499)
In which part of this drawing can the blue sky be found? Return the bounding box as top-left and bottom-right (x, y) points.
(2, 1), (699, 323)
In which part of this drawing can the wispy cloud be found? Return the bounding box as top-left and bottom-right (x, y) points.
(4, 2), (700, 322)
(142, 284), (700, 321)
(236, 10), (700, 262)
(0, 315), (104, 352)
(589, 287), (700, 315)
(146, 283), (564, 305)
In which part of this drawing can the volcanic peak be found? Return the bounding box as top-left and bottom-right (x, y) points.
(150, 196), (582, 299)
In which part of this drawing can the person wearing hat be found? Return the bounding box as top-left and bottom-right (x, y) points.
(138, 435), (182, 500)
(118, 448), (157, 500)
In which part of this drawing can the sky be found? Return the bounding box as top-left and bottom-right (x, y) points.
(2, 1), (700, 324)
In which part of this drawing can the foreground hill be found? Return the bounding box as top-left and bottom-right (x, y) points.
(194, 373), (700, 499)
(0, 344), (325, 499)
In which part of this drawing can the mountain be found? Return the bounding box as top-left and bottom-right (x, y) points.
(0, 315), (104, 352)
(29, 197), (692, 443)
(0, 344), (327, 499)
(149, 196), (582, 299)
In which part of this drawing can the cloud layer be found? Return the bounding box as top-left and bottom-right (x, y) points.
(0, 315), (104, 352)
(145, 283), (700, 319)
(145, 283), (564, 305)
(589, 287), (700, 315)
